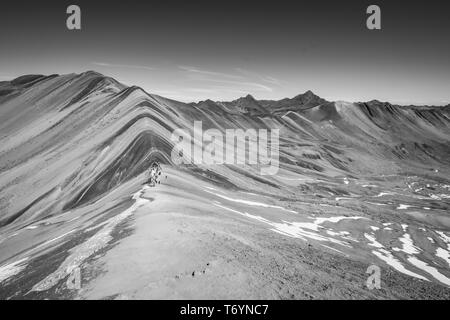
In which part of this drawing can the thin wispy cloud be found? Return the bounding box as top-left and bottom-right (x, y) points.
(183, 87), (251, 95)
(184, 88), (219, 93)
(92, 61), (155, 71)
(235, 67), (283, 85)
(260, 75), (282, 85)
(180, 70), (273, 93)
(178, 66), (244, 79)
(0, 74), (14, 80)
(211, 86), (253, 95)
(201, 78), (273, 92)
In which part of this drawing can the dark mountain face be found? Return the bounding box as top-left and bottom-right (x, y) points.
(0, 75), (57, 99)
(256, 90), (329, 115)
(213, 91), (449, 122)
(219, 94), (270, 116)
(194, 90), (329, 116)
(291, 90), (328, 105)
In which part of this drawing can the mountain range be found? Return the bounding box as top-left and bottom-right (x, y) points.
(0, 71), (449, 299)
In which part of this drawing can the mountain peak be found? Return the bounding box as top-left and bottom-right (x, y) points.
(221, 93), (269, 115)
(293, 90), (320, 100)
(81, 70), (105, 77)
(231, 94), (257, 103)
(290, 90), (327, 107)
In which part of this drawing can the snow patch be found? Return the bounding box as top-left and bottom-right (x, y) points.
(372, 249), (428, 281)
(407, 256), (450, 286)
(0, 258), (29, 284)
(393, 233), (421, 255)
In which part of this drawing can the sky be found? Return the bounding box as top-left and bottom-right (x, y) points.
(0, 0), (449, 105)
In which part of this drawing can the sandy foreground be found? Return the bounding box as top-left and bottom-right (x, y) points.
(1, 166), (449, 299)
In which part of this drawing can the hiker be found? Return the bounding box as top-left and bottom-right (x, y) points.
(147, 161), (162, 187)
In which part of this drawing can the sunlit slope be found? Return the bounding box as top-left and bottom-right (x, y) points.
(1, 72), (450, 297)
(0, 72), (449, 229)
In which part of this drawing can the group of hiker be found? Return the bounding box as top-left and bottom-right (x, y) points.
(146, 161), (162, 187)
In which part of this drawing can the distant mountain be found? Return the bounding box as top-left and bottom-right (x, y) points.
(192, 90), (329, 116)
(221, 94), (269, 115)
(359, 99), (449, 111)
(207, 92), (449, 116)
(0, 74), (56, 96)
(259, 90), (330, 114)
